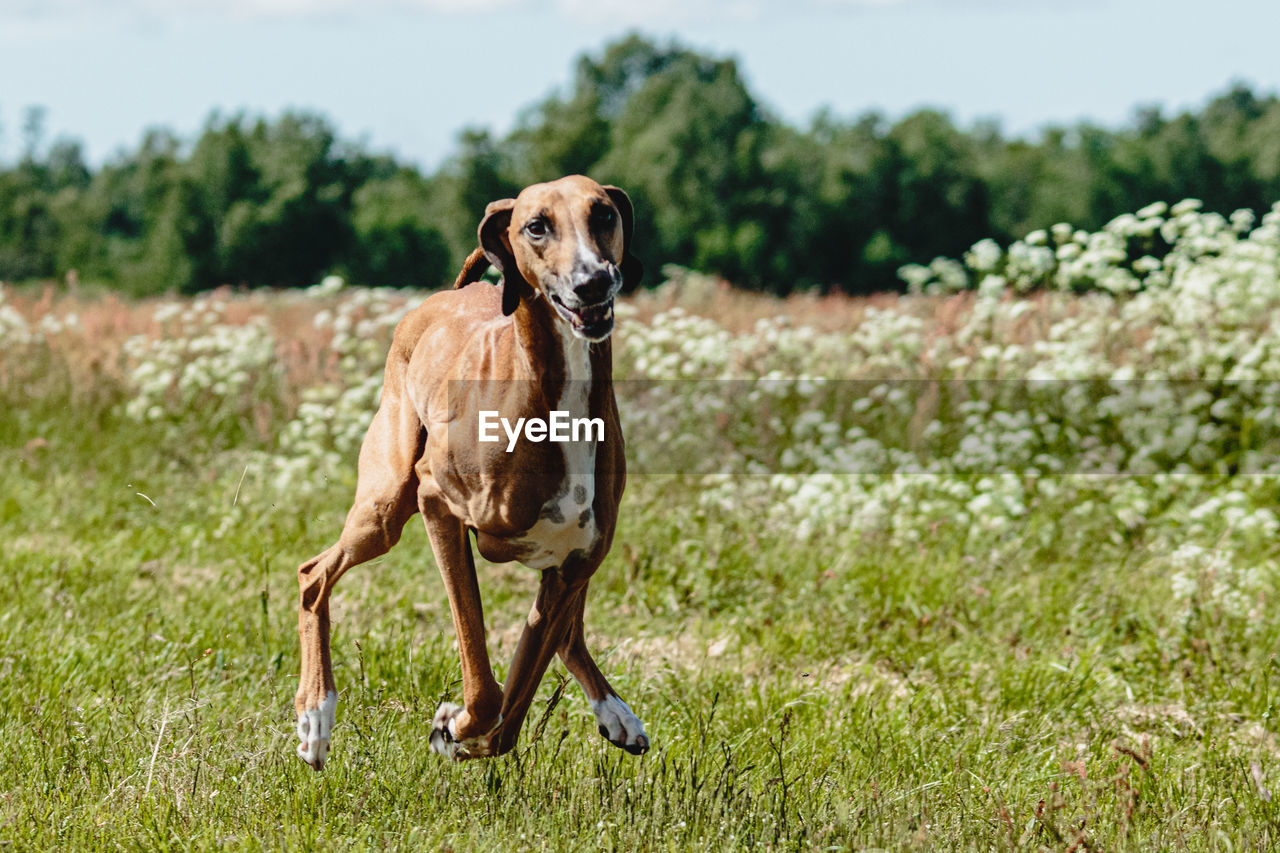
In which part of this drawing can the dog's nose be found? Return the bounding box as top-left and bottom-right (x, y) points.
(572, 268), (615, 305)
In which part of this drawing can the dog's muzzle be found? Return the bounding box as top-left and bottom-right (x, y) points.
(550, 293), (615, 341)
(551, 266), (621, 341)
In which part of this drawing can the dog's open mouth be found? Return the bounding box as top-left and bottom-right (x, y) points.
(550, 294), (615, 340)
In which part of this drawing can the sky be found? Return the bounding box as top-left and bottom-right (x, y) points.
(1, 0), (1278, 170)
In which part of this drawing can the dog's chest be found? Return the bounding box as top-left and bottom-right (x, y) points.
(510, 338), (599, 569)
(514, 474), (598, 570)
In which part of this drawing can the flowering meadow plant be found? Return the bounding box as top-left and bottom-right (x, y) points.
(4, 199), (1279, 630)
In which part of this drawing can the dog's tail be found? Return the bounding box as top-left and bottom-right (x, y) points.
(453, 248), (491, 290)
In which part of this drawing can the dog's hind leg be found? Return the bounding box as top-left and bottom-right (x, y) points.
(295, 380), (422, 770)
(420, 504), (505, 760)
(557, 588), (649, 755)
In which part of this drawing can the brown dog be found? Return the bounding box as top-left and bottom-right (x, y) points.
(294, 175), (647, 768)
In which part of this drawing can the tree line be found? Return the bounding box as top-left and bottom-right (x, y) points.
(3, 34), (1280, 296)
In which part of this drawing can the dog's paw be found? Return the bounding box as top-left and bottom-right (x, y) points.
(430, 702), (500, 761)
(296, 691), (337, 770)
(591, 694), (649, 755)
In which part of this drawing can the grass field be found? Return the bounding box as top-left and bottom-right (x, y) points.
(4, 201), (1280, 850)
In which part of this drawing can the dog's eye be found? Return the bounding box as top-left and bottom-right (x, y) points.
(592, 207), (616, 228)
(524, 218), (549, 239)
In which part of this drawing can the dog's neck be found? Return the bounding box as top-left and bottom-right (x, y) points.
(508, 288), (607, 401)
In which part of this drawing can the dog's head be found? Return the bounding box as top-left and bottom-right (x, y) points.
(478, 175), (642, 342)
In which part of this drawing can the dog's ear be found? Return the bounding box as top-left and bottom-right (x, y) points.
(603, 185), (644, 290)
(478, 197), (523, 316)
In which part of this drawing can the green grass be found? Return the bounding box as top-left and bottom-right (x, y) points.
(2, 334), (1280, 850)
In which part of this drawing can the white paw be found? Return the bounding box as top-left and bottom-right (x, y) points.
(296, 691), (337, 770)
(429, 702), (500, 761)
(591, 694), (649, 755)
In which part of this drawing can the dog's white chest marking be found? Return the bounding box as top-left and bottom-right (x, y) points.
(514, 336), (598, 570)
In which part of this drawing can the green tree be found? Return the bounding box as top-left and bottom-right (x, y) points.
(4, 40), (1280, 297)
(217, 112), (354, 287)
(882, 110), (990, 266)
(595, 44), (772, 288)
(428, 129), (521, 272)
(346, 169), (450, 288)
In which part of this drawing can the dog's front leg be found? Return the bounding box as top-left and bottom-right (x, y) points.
(485, 560), (594, 757)
(420, 502), (505, 760)
(558, 588), (650, 755)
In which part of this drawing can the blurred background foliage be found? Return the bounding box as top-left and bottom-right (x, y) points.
(3, 34), (1280, 296)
